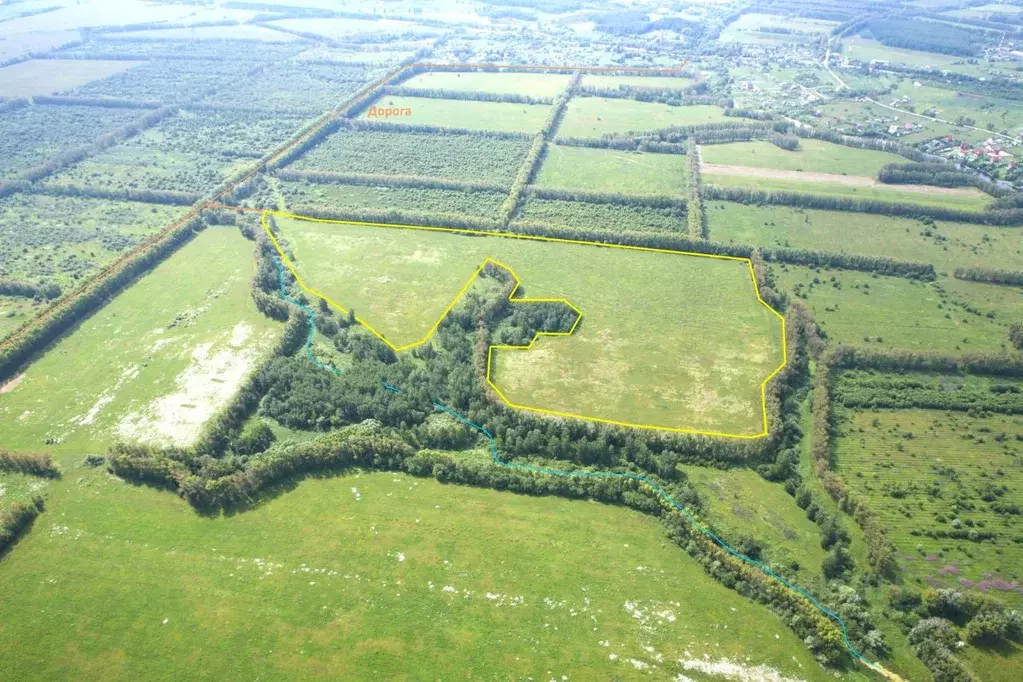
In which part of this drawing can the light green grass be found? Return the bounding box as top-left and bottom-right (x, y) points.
(705, 202), (1023, 273)
(840, 36), (961, 67)
(0, 467), (838, 681)
(401, 71), (571, 97)
(703, 173), (992, 210)
(0, 296), (37, 343)
(581, 74), (696, 90)
(680, 465), (828, 576)
(278, 217), (783, 436)
(772, 266), (1021, 353)
(0, 470), (49, 513)
(558, 98), (735, 138)
(0, 228), (281, 460)
(0, 59), (142, 97)
(720, 13), (837, 43)
(889, 81), (1023, 136)
(835, 409), (1023, 612)
(361, 95), (551, 133)
(535, 145), (686, 195)
(701, 139), (906, 177)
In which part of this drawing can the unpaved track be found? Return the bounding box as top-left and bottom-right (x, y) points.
(700, 162), (985, 197)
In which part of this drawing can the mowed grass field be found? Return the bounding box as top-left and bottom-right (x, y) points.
(705, 202), (1023, 273)
(771, 266), (1021, 353)
(0, 468), (838, 681)
(278, 217), (783, 436)
(703, 173), (992, 211)
(558, 98), (734, 138)
(401, 71), (571, 97)
(581, 74), (696, 90)
(0, 228), (280, 459)
(700, 139), (906, 177)
(534, 145), (686, 195)
(834, 409), (1023, 610)
(840, 36), (962, 68)
(0, 59), (143, 97)
(361, 96), (550, 133)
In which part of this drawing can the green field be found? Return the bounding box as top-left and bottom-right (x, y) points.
(401, 71), (571, 97)
(840, 36), (961, 67)
(513, 196), (685, 233)
(0, 59), (142, 97)
(705, 202), (1023, 274)
(534, 145), (686, 195)
(700, 139), (907, 177)
(0, 296), (37, 343)
(703, 173), (992, 211)
(0, 467), (836, 681)
(279, 181), (505, 220)
(292, 129), (531, 185)
(581, 74), (696, 90)
(719, 12), (837, 43)
(834, 409), (1023, 609)
(360, 96), (551, 134)
(889, 81), (1023, 137)
(558, 98), (734, 138)
(277, 217), (783, 436)
(772, 266), (1020, 353)
(0, 228), (281, 457)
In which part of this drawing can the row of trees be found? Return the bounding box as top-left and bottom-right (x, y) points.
(954, 265), (1023, 287)
(32, 94), (161, 110)
(835, 370), (1023, 414)
(0, 450), (61, 478)
(0, 279), (60, 300)
(0, 496), (45, 555)
(275, 168), (508, 194)
(26, 183), (199, 206)
(880, 162), (1007, 196)
(384, 85), (553, 105)
(702, 185), (1023, 225)
(685, 138), (705, 239)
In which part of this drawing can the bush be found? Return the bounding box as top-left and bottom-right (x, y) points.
(233, 420), (276, 455)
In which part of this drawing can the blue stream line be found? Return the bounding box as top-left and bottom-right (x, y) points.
(274, 258), (341, 376)
(272, 258), (879, 673)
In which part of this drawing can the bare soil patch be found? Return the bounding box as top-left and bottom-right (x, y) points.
(0, 373), (24, 394)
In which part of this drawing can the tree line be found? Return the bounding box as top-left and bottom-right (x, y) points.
(879, 162), (1008, 197)
(0, 450), (61, 478)
(0, 496), (45, 556)
(0, 279), (61, 301)
(32, 94), (162, 110)
(383, 85), (553, 106)
(953, 265), (1023, 287)
(834, 370), (1023, 414)
(685, 138), (706, 239)
(274, 168), (508, 194)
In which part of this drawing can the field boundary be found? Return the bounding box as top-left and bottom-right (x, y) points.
(254, 207), (787, 439)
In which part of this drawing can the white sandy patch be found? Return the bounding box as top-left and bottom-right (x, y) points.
(117, 326), (262, 446)
(678, 657), (806, 682)
(75, 393), (115, 426)
(0, 372), (25, 394)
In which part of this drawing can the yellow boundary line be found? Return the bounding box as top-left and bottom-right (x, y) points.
(259, 209), (787, 439)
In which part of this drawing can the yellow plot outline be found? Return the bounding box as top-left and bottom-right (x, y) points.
(260, 209), (787, 439)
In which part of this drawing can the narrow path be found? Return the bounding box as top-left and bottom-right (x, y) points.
(272, 252), (894, 678)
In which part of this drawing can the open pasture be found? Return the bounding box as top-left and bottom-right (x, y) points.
(359, 95), (551, 134)
(400, 70), (571, 97)
(0, 104), (145, 180)
(535, 145), (686, 196)
(558, 97), (734, 138)
(276, 216), (782, 436)
(0, 228), (280, 457)
(771, 266), (1020, 353)
(0, 193), (186, 289)
(0, 59), (142, 98)
(292, 129), (532, 185)
(705, 202), (1023, 274)
(700, 139), (906, 178)
(0, 468), (832, 680)
(834, 409), (1023, 607)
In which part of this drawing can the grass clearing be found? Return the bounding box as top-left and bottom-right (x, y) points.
(535, 145), (686, 195)
(558, 98), (735, 138)
(277, 217), (783, 436)
(705, 202), (1023, 273)
(400, 71), (571, 97)
(771, 266), (1021, 353)
(581, 74), (696, 90)
(703, 172), (992, 210)
(0, 467), (835, 680)
(840, 36), (961, 68)
(292, 129), (532, 185)
(0, 228), (281, 459)
(700, 139), (906, 178)
(0, 59), (142, 98)
(359, 95), (551, 134)
(719, 13), (837, 44)
(834, 409), (1023, 609)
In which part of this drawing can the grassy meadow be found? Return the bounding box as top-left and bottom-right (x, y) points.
(558, 98), (734, 138)
(534, 145), (686, 195)
(834, 409), (1023, 610)
(0, 467), (839, 681)
(360, 96), (551, 134)
(771, 265), (1021, 353)
(0, 228), (280, 460)
(700, 139), (906, 177)
(840, 36), (962, 68)
(705, 202), (1023, 274)
(400, 71), (571, 97)
(277, 217), (783, 436)
(704, 173), (992, 210)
